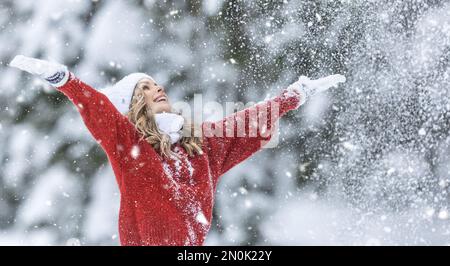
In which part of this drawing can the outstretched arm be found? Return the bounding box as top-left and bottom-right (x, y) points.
(203, 74), (346, 188)
(57, 72), (136, 165)
(9, 55), (136, 187)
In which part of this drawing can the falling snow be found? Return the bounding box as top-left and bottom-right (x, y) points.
(196, 212), (209, 226)
(130, 145), (140, 159)
(1, 0), (450, 246)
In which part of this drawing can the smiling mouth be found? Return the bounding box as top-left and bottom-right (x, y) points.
(154, 95), (168, 103)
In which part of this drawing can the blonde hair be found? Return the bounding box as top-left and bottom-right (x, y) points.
(125, 83), (203, 158)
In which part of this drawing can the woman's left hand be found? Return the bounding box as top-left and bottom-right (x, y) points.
(285, 74), (346, 107)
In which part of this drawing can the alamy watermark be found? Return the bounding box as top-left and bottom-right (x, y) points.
(171, 94), (281, 148)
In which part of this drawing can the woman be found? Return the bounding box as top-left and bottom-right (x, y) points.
(9, 55), (345, 245)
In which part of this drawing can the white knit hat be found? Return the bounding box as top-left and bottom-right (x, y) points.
(98, 72), (154, 114)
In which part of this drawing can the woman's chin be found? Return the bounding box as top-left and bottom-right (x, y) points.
(153, 103), (172, 114)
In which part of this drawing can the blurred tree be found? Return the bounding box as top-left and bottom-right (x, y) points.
(0, 0), (449, 245)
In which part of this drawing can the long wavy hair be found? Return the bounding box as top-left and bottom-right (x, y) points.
(125, 83), (203, 159)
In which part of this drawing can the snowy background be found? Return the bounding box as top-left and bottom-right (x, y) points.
(1, 0), (450, 245)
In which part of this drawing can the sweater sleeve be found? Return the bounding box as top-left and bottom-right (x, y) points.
(202, 89), (301, 188)
(56, 72), (136, 186)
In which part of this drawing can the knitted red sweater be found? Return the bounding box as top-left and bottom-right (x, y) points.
(57, 72), (300, 246)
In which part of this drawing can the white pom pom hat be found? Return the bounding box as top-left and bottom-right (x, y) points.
(98, 73), (155, 114)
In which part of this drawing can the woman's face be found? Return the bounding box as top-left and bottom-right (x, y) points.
(136, 78), (171, 114)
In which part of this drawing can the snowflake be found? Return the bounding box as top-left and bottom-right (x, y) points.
(130, 145), (140, 159)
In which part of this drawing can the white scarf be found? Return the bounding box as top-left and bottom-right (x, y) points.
(154, 113), (185, 144)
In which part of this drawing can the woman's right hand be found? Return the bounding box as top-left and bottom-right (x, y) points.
(9, 55), (70, 87)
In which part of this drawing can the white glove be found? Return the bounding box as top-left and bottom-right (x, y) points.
(9, 55), (70, 87)
(287, 74), (346, 106)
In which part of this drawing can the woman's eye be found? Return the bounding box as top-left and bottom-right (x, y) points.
(143, 86), (149, 90)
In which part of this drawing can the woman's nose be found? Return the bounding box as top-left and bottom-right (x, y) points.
(158, 86), (165, 92)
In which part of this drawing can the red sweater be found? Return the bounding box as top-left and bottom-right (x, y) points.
(57, 72), (300, 246)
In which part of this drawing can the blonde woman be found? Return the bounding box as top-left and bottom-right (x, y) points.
(9, 55), (345, 245)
